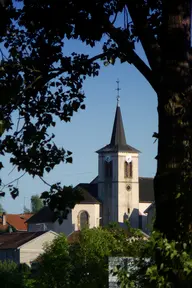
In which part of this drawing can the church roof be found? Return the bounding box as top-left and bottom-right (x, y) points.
(75, 184), (100, 204)
(139, 177), (154, 202)
(111, 106), (127, 147)
(96, 105), (140, 154)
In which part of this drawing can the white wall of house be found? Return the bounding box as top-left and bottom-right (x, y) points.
(139, 202), (152, 233)
(146, 205), (155, 234)
(19, 231), (58, 266)
(139, 202), (151, 214)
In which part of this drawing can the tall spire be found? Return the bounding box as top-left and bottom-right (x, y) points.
(110, 80), (127, 147)
(116, 79), (121, 107)
(96, 80), (140, 154)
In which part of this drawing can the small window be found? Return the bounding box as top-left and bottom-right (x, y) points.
(105, 161), (113, 178)
(124, 161), (133, 178)
(78, 211), (89, 230)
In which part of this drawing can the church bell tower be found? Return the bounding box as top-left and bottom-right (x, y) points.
(96, 81), (140, 228)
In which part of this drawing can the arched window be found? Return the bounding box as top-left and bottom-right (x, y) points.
(105, 161), (113, 178)
(78, 211), (89, 230)
(124, 161), (133, 178)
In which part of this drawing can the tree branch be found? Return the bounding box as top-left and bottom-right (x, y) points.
(125, 1), (161, 72)
(39, 176), (52, 187)
(105, 23), (158, 92)
(119, 51), (157, 92)
(42, 51), (117, 87)
(2, 172), (26, 188)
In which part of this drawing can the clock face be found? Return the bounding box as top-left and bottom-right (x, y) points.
(104, 155), (111, 163)
(125, 155), (132, 163)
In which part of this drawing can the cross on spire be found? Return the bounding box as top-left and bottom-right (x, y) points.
(116, 79), (121, 107)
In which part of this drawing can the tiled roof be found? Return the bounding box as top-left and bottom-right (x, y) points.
(0, 231), (46, 249)
(0, 213), (33, 231)
(67, 231), (81, 244)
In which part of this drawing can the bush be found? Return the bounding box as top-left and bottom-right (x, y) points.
(36, 224), (147, 288)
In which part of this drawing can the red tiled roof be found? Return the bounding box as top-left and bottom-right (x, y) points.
(0, 231), (46, 249)
(67, 231), (81, 244)
(0, 213), (33, 231)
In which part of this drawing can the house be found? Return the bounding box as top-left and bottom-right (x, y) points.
(144, 202), (156, 234)
(0, 230), (58, 266)
(26, 94), (154, 235)
(0, 212), (33, 232)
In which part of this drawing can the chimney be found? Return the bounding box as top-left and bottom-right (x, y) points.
(2, 212), (6, 226)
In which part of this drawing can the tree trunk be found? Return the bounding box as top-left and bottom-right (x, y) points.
(154, 0), (192, 241)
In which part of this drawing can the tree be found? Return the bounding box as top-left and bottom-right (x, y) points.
(0, 260), (34, 288)
(0, 0), (192, 243)
(37, 234), (72, 288)
(31, 195), (43, 213)
(36, 225), (146, 288)
(23, 195), (44, 214)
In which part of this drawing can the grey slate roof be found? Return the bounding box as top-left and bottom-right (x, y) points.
(111, 106), (127, 146)
(96, 143), (140, 154)
(75, 184), (100, 204)
(139, 177), (154, 202)
(26, 206), (54, 224)
(96, 105), (140, 154)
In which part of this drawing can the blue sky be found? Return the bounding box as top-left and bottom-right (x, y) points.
(0, 33), (158, 213)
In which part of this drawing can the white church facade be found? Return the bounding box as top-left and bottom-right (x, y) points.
(27, 100), (154, 235)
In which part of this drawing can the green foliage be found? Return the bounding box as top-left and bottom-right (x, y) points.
(35, 225), (146, 288)
(72, 227), (121, 287)
(31, 194), (43, 213)
(106, 221), (148, 257)
(37, 235), (72, 288)
(115, 231), (192, 288)
(0, 260), (34, 288)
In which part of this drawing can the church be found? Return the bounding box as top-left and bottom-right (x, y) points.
(27, 97), (154, 235)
